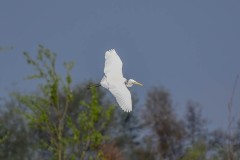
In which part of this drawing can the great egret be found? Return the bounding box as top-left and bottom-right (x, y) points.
(97, 49), (143, 112)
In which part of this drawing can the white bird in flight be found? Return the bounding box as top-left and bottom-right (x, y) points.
(96, 49), (143, 112)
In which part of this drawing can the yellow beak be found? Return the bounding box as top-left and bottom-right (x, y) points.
(134, 81), (143, 86)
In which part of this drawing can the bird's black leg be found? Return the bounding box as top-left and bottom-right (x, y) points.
(87, 83), (101, 89)
(94, 84), (101, 87)
(124, 112), (131, 122)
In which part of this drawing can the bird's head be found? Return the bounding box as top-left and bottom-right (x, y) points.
(126, 79), (143, 87)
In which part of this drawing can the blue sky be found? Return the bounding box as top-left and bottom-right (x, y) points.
(0, 1), (240, 130)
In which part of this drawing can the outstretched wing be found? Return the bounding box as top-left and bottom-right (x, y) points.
(102, 49), (132, 112)
(104, 49), (123, 78)
(108, 81), (132, 112)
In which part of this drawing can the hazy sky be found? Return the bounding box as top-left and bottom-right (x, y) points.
(0, 1), (240, 130)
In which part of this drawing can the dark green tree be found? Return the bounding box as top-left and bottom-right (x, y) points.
(108, 92), (143, 160)
(0, 100), (32, 160)
(181, 101), (208, 160)
(184, 101), (207, 144)
(142, 87), (185, 159)
(181, 139), (207, 160)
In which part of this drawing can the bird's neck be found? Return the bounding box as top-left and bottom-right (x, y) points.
(125, 80), (133, 87)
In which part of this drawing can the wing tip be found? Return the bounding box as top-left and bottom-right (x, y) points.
(106, 49), (116, 55)
(122, 108), (132, 112)
(108, 48), (115, 52)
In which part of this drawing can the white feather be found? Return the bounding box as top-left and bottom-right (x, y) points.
(100, 49), (132, 112)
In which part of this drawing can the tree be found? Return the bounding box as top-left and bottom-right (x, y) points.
(232, 119), (240, 158)
(181, 139), (207, 160)
(99, 141), (124, 160)
(15, 45), (114, 160)
(0, 46), (13, 146)
(108, 92), (143, 160)
(0, 100), (32, 160)
(0, 126), (8, 144)
(181, 101), (208, 160)
(142, 87), (185, 159)
(208, 129), (229, 160)
(184, 101), (207, 144)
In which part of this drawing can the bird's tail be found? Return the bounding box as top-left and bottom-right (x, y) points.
(87, 83), (101, 89)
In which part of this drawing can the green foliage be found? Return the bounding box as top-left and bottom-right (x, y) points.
(0, 101), (32, 160)
(2, 45), (240, 159)
(0, 124), (9, 144)
(66, 87), (114, 159)
(181, 140), (207, 160)
(16, 45), (72, 159)
(14, 45), (114, 160)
